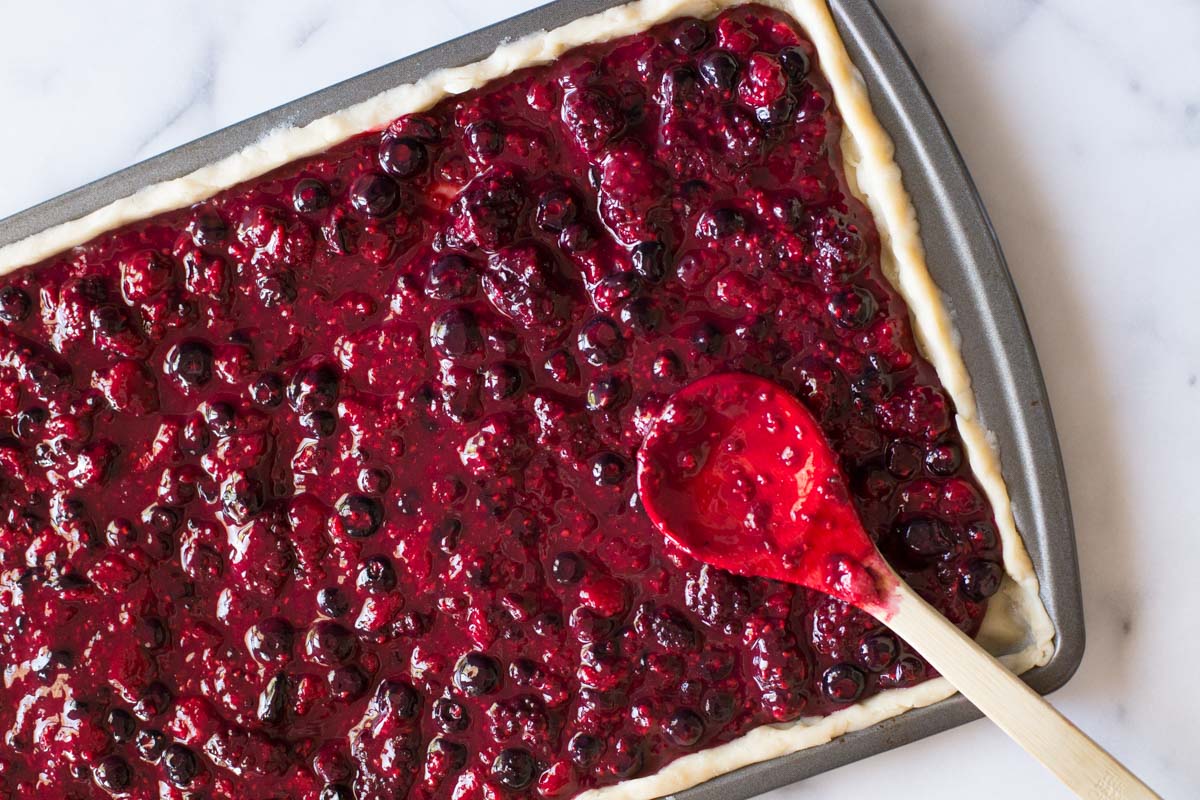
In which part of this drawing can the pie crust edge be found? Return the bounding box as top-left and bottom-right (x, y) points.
(0, 1), (1057, 797)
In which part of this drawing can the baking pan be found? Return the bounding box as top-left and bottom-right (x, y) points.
(0, 0), (1084, 795)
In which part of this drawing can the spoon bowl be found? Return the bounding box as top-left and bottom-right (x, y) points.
(637, 372), (892, 613)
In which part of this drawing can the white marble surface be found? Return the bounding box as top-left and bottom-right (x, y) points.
(1, 1), (1197, 797)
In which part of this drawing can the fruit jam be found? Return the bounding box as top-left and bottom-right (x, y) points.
(0, 6), (1006, 799)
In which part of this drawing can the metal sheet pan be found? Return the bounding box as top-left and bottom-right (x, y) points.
(0, 1), (1084, 795)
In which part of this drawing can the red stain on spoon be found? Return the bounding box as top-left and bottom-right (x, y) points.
(638, 373), (895, 615)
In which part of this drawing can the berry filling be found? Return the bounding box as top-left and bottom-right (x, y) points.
(0, 5), (1004, 799)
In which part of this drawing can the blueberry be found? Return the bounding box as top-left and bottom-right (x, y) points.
(288, 363), (340, 413)
(508, 659), (543, 687)
(142, 506), (180, 537)
(248, 372), (284, 408)
(90, 304), (129, 335)
(425, 254), (477, 300)
(652, 350), (683, 381)
(663, 708), (704, 746)
(618, 297), (663, 334)
(850, 354), (893, 398)
(293, 178), (332, 213)
(137, 617), (169, 651)
(335, 494), (383, 538)
(257, 673), (288, 724)
(630, 241), (667, 283)
(433, 517), (463, 554)
(585, 375), (627, 412)
(966, 521), (998, 550)
(257, 272), (296, 307)
(690, 322), (724, 355)
(882, 654), (926, 688)
(649, 607), (696, 651)
(595, 272), (643, 312)
(590, 452), (628, 486)
(482, 361), (523, 400)
(135, 729), (167, 762)
(178, 418), (210, 457)
(24, 356), (67, 394)
(698, 50), (740, 93)
(885, 440), (922, 479)
(392, 114), (442, 143)
(133, 682), (172, 721)
(577, 316), (625, 366)
(349, 171), (401, 217)
(430, 307), (482, 358)
(609, 736), (644, 778)
(779, 45), (811, 83)
(357, 555), (397, 593)
(106, 708), (136, 742)
(451, 168), (525, 249)
(432, 697), (470, 732)
(164, 340), (213, 388)
(0, 284), (31, 321)
(45, 497), (83, 535)
(550, 552), (584, 584)
(188, 207), (228, 246)
(567, 732), (603, 766)
(536, 188), (578, 233)
(697, 207), (746, 239)
(92, 754), (132, 792)
(14, 406), (47, 440)
(925, 443), (962, 476)
(960, 558), (1003, 601)
(858, 631), (900, 672)
(491, 748), (535, 790)
(203, 401), (237, 438)
(301, 410), (337, 437)
(246, 617), (295, 664)
(328, 665), (369, 701)
(453, 651), (501, 696)
(427, 736), (468, 770)
(372, 678), (420, 720)
(702, 690), (736, 722)
(357, 467), (391, 495)
(827, 287), (876, 329)
(380, 137), (428, 178)
(220, 474), (265, 524)
(162, 744), (199, 787)
(466, 121), (504, 158)
(559, 222), (594, 253)
(305, 620), (356, 666)
(317, 586), (350, 618)
(898, 518), (952, 558)
(661, 65), (700, 108)
(821, 663), (866, 703)
(768, 194), (806, 227)
(671, 19), (709, 53)
(755, 94), (796, 127)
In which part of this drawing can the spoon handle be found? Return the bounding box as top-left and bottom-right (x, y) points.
(884, 581), (1159, 799)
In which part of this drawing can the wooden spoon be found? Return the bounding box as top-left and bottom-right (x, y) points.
(636, 373), (1158, 799)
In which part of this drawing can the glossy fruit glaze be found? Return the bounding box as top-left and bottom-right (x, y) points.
(0, 5), (1006, 799)
(637, 373), (890, 613)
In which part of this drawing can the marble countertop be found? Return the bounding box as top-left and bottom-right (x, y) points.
(1, 1), (1195, 797)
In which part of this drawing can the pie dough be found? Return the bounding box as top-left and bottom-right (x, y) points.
(0, 1), (1056, 797)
